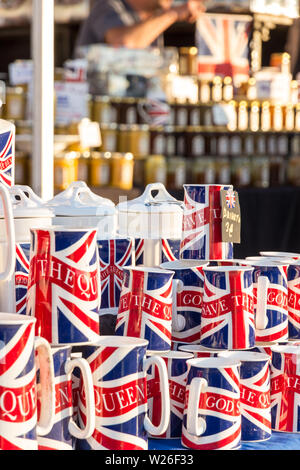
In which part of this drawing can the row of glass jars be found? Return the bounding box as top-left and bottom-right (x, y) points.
(14, 149), (300, 190)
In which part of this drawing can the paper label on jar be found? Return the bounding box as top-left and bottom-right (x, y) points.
(138, 136), (149, 155)
(8, 98), (23, 119)
(97, 164), (110, 186)
(245, 136), (254, 155)
(126, 107), (137, 125)
(278, 135), (288, 154)
(121, 163), (133, 185)
(218, 136), (229, 155)
(231, 136), (241, 155)
(166, 136), (176, 155)
(190, 109), (200, 126)
(104, 133), (117, 152)
(153, 135), (165, 155)
(177, 109), (188, 126)
(77, 162), (88, 182)
(192, 136), (205, 156)
(175, 167), (186, 187)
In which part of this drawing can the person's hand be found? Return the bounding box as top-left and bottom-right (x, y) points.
(172, 0), (206, 23)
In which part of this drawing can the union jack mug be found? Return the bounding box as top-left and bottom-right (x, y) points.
(200, 266), (255, 350)
(26, 227), (101, 345)
(135, 238), (180, 267)
(270, 344), (300, 433)
(180, 184), (234, 261)
(97, 237), (134, 335)
(75, 336), (170, 450)
(181, 357), (241, 450)
(0, 119), (15, 188)
(115, 266), (174, 352)
(0, 314), (55, 450)
(220, 351), (271, 442)
(287, 261), (300, 339)
(260, 251), (300, 261)
(146, 350), (193, 439)
(37, 345), (95, 450)
(160, 260), (208, 344)
(246, 260), (289, 343)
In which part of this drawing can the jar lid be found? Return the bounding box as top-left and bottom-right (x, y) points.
(3, 186), (54, 219)
(46, 181), (116, 217)
(117, 182), (183, 215)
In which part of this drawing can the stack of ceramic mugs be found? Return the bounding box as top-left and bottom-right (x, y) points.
(1, 178), (300, 451)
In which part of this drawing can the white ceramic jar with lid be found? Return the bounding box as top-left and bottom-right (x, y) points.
(46, 181), (117, 238)
(0, 184), (54, 314)
(117, 183), (183, 266)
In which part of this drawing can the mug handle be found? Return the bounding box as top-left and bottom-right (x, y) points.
(65, 357), (96, 440)
(172, 279), (186, 332)
(35, 337), (56, 437)
(143, 355), (170, 436)
(186, 377), (208, 436)
(0, 184), (15, 282)
(256, 276), (269, 330)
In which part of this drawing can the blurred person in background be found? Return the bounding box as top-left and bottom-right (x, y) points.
(75, 0), (206, 50)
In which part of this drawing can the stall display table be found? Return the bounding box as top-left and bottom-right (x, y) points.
(149, 432), (300, 450)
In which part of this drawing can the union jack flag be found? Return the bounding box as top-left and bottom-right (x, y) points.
(180, 185), (233, 261)
(271, 349), (300, 433)
(253, 266), (288, 343)
(76, 344), (148, 450)
(0, 128), (14, 188)
(115, 268), (173, 351)
(15, 243), (30, 315)
(0, 320), (38, 450)
(147, 356), (188, 438)
(138, 98), (171, 126)
(182, 363), (241, 450)
(200, 269), (255, 350)
(135, 238), (180, 266)
(288, 265), (300, 339)
(239, 358), (271, 442)
(196, 13), (252, 83)
(161, 239), (180, 264)
(226, 189), (236, 209)
(26, 228), (101, 344)
(135, 239), (144, 266)
(98, 238), (133, 315)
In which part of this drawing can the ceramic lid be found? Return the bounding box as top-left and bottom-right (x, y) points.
(117, 183), (183, 214)
(46, 181), (116, 217)
(0, 185), (54, 218)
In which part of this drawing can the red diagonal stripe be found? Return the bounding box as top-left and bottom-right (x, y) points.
(67, 231), (96, 263)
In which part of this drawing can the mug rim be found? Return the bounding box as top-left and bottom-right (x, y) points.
(147, 350), (194, 360)
(30, 226), (98, 232)
(179, 345), (222, 353)
(260, 251), (300, 258)
(123, 265), (175, 275)
(0, 313), (36, 325)
(203, 266), (253, 273)
(66, 336), (149, 349)
(244, 259), (288, 267)
(160, 260), (208, 270)
(186, 357), (241, 368)
(183, 184), (233, 188)
(218, 351), (270, 362)
(271, 344), (300, 354)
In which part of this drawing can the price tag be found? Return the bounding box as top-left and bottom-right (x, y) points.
(220, 189), (241, 244)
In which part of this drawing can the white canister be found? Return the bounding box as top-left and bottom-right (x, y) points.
(0, 185), (54, 313)
(46, 181), (117, 238)
(117, 183), (183, 266)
